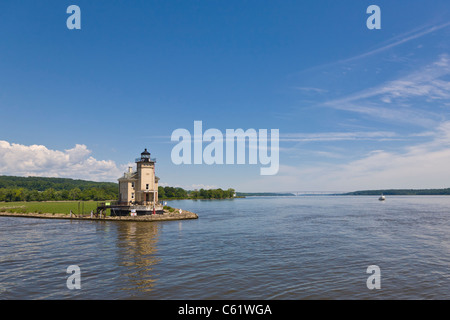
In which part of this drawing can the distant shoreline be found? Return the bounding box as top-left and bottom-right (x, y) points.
(342, 188), (450, 196)
(236, 189), (450, 196)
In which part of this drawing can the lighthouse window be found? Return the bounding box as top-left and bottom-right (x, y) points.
(131, 182), (135, 188)
(131, 192), (135, 199)
(146, 184), (149, 190)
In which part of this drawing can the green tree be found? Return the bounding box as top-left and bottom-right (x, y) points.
(42, 188), (56, 201)
(69, 188), (82, 200)
(164, 187), (176, 198)
(158, 186), (165, 198)
(175, 187), (187, 198)
(190, 190), (199, 199)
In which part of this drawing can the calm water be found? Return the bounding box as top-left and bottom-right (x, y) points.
(0, 196), (449, 300)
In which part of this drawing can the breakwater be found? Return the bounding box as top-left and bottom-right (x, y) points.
(0, 209), (198, 222)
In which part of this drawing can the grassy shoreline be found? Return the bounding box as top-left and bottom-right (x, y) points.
(0, 200), (100, 215)
(0, 200), (198, 222)
(0, 199), (235, 215)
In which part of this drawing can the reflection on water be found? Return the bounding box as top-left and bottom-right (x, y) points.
(115, 222), (161, 293)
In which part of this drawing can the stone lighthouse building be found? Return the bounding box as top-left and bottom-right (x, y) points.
(118, 149), (160, 206)
(118, 149), (159, 206)
(96, 149), (163, 216)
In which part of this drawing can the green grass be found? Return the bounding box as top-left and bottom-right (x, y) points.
(0, 201), (104, 215)
(163, 205), (176, 212)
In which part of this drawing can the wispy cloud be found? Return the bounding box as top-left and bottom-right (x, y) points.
(372, 55), (450, 102)
(292, 21), (450, 80)
(337, 22), (450, 64)
(294, 87), (328, 94)
(241, 121), (450, 192)
(321, 54), (450, 126)
(280, 131), (397, 142)
(327, 54), (450, 103)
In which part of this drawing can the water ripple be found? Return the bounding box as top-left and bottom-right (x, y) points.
(1, 196), (449, 299)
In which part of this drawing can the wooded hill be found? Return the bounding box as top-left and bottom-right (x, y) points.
(0, 175), (118, 202)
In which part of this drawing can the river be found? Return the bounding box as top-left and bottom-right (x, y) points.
(0, 196), (449, 299)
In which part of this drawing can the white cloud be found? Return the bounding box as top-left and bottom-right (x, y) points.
(0, 141), (123, 182)
(238, 121), (450, 192)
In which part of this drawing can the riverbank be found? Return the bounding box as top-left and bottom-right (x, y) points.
(0, 209), (198, 222)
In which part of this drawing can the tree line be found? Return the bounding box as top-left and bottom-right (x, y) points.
(0, 175), (117, 202)
(0, 187), (118, 202)
(0, 176), (236, 202)
(0, 175), (117, 191)
(158, 186), (236, 200)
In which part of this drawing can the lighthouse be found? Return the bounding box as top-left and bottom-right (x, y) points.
(114, 148), (161, 215)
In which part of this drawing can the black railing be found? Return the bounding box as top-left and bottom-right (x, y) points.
(135, 157), (157, 163)
(98, 200), (163, 207)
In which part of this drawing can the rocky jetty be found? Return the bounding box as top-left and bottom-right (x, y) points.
(0, 209), (198, 222)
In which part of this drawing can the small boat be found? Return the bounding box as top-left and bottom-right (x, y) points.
(378, 194), (385, 201)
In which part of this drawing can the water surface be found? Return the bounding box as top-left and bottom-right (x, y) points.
(0, 196), (449, 299)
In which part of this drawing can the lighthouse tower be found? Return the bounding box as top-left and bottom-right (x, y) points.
(118, 149), (160, 206)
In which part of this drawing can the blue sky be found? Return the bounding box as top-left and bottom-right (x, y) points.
(1, 0), (450, 192)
